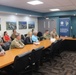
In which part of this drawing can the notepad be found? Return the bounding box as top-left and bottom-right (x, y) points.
(50, 38), (56, 42)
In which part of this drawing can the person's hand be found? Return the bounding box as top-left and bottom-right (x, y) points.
(0, 43), (4, 45)
(0, 50), (5, 56)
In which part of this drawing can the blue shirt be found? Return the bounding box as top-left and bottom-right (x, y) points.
(32, 35), (38, 42)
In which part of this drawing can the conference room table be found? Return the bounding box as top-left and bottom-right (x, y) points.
(0, 40), (52, 69)
(60, 36), (76, 51)
(0, 37), (76, 69)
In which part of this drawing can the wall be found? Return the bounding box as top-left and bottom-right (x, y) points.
(0, 14), (38, 37)
(71, 16), (76, 36)
(38, 17), (59, 34)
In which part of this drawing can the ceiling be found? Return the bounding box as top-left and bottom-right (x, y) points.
(0, 0), (76, 13)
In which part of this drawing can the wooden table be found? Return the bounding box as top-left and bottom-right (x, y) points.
(0, 40), (52, 69)
(60, 36), (76, 40)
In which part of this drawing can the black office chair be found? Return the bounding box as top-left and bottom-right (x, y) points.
(24, 34), (27, 37)
(30, 46), (44, 75)
(21, 35), (25, 40)
(37, 32), (43, 41)
(50, 39), (63, 59)
(42, 39), (62, 63)
(13, 51), (31, 75)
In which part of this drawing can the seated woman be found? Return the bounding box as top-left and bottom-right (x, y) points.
(24, 31), (33, 45)
(3, 31), (11, 43)
(32, 30), (39, 42)
(10, 33), (25, 49)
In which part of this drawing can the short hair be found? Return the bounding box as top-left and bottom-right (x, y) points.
(45, 30), (49, 32)
(13, 29), (16, 32)
(15, 33), (20, 38)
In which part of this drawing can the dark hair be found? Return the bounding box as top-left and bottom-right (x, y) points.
(13, 29), (16, 32)
(45, 30), (49, 32)
(4, 31), (7, 36)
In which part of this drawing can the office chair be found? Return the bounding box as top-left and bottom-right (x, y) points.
(30, 46), (44, 75)
(42, 39), (62, 63)
(24, 34), (27, 37)
(21, 35), (25, 40)
(37, 32), (43, 41)
(50, 39), (63, 60)
(13, 51), (31, 75)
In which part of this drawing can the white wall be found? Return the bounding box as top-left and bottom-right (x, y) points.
(0, 14), (38, 37)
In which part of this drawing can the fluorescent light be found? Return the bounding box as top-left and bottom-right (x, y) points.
(46, 17), (49, 20)
(50, 9), (60, 11)
(27, 0), (43, 5)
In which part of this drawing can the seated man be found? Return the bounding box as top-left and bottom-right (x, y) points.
(50, 28), (59, 38)
(10, 33), (25, 49)
(43, 30), (50, 40)
(11, 29), (17, 40)
(32, 30), (39, 42)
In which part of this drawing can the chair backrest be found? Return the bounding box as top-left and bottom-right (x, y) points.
(21, 35), (25, 40)
(13, 51), (31, 73)
(37, 32), (43, 37)
(51, 39), (62, 52)
(30, 46), (44, 64)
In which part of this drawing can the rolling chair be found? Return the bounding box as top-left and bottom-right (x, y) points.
(12, 51), (31, 75)
(37, 32), (44, 41)
(30, 46), (44, 75)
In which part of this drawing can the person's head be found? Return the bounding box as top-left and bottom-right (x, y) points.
(4, 31), (7, 36)
(32, 29), (34, 33)
(45, 30), (49, 34)
(28, 31), (32, 37)
(53, 28), (56, 33)
(33, 30), (38, 36)
(13, 29), (16, 34)
(15, 33), (21, 40)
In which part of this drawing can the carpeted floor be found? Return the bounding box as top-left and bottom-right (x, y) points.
(36, 51), (76, 75)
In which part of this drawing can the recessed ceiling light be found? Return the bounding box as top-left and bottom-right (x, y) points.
(29, 15), (32, 16)
(74, 14), (76, 16)
(46, 17), (49, 20)
(50, 9), (60, 11)
(15, 13), (18, 15)
(27, 0), (43, 5)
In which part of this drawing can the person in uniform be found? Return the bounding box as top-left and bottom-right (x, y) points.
(10, 33), (25, 49)
(43, 30), (50, 40)
(50, 28), (59, 38)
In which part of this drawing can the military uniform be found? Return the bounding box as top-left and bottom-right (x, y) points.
(43, 33), (50, 40)
(10, 38), (24, 49)
(50, 31), (58, 38)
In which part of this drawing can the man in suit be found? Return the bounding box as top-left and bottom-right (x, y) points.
(24, 31), (33, 45)
(10, 33), (25, 49)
